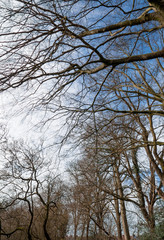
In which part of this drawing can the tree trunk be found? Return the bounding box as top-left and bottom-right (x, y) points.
(114, 197), (122, 240)
(115, 164), (131, 240)
(148, 0), (164, 20)
(86, 218), (90, 240)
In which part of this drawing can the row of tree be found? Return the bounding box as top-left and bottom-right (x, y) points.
(0, 0), (163, 239)
(0, 120), (163, 240)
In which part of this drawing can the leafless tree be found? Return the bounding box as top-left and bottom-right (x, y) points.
(0, 0), (163, 197)
(0, 139), (69, 240)
(75, 113), (163, 237)
(0, 0), (163, 121)
(0, 1), (164, 238)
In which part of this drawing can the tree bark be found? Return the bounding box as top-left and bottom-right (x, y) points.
(115, 164), (131, 240)
(148, 0), (164, 21)
(114, 197), (122, 240)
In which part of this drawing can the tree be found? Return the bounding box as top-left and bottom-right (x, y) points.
(75, 112), (164, 236)
(0, 0), (163, 189)
(0, 0), (163, 119)
(68, 158), (117, 240)
(139, 200), (164, 239)
(0, 0), (163, 191)
(0, 1), (164, 237)
(0, 139), (69, 240)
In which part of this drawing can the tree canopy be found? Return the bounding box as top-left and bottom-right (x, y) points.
(0, 1), (164, 239)
(0, 0), (163, 116)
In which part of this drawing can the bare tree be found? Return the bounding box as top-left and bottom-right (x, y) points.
(68, 158), (116, 240)
(0, 1), (164, 238)
(0, 0), (163, 197)
(0, 0), (163, 120)
(0, 139), (69, 240)
(75, 112), (163, 237)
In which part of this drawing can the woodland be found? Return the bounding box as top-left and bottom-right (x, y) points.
(0, 0), (164, 239)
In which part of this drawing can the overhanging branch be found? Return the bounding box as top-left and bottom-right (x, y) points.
(79, 12), (162, 37)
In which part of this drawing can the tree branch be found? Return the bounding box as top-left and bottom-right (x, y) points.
(79, 12), (162, 37)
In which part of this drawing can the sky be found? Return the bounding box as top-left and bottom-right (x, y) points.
(0, 0), (163, 172)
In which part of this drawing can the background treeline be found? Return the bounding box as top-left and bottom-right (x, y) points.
(0, 124), (163, 240)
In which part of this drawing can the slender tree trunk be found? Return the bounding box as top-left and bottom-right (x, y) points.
(115, 164), (131, 240)
(73, 211), (78, 240)
(0, 219), (1, 240)
(26, 200), (33, 240)
(98, 215), (104, 240)
(114, 197), (122, 240)
(113, 170), (122, 240)
(80, 220), (86, 240)
(148, 162), (156, 231)
(86, 219), (90, 240)
(131, 149), (156, 231)
(43, 206), (51, 240)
